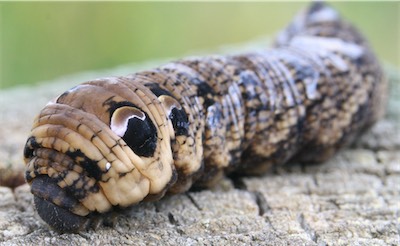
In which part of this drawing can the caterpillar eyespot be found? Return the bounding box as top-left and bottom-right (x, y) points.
(23, 2), (387, 232)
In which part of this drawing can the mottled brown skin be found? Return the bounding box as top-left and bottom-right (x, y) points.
(23, 2), (387, 232)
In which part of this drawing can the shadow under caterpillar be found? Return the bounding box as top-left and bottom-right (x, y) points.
(23, 2), (387, 232)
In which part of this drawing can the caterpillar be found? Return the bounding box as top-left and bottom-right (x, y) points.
(23, 2), (387, 232)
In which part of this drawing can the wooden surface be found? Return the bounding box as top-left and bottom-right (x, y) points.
(0, 63), (398, 245)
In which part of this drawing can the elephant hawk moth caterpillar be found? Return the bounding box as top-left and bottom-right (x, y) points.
(23, 2), (387, 232)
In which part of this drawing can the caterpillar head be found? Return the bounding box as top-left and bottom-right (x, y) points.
(23, 76), (182, 231)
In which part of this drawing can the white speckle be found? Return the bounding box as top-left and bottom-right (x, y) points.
(111, 119), (129, 137)
(105, 162), (111, 171)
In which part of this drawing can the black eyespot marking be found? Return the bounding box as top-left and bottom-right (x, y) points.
(170, 107), (189, 136)
(110, 106), (158, 157)
(158, 94), (190, 137)
(122, 112), (158, 157)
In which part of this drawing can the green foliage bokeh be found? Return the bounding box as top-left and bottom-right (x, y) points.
(1, 2), (399, 88)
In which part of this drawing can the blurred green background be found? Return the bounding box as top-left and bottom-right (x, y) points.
(1, 2), (399, 89)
